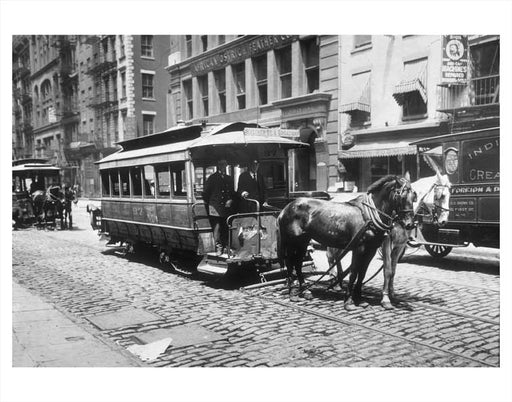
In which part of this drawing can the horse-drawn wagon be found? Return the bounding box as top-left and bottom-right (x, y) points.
(409, 127), (500, 257)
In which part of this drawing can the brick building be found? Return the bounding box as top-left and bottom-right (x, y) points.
(12, 35), (171, 197)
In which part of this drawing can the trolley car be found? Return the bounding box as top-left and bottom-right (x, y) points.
(96, 122), (310, 276)
(410, 127), (499, 257)
(12, 158), (61, 225)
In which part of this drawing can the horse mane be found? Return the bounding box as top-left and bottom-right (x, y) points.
(366, 175), (399, 194)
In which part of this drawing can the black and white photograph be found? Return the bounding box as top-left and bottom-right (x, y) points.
(2, 1), (511, 402)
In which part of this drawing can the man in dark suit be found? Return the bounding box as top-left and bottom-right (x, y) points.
(237, 159), (268, 212)
(203, 159), (236, 254)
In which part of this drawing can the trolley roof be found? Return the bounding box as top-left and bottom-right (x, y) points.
(97, 122), (306, 168)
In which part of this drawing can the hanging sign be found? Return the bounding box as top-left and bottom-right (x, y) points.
(441, 35), (469, 84)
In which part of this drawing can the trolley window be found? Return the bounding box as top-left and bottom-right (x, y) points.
(155, 165), (170, 198)
(194, 165), (215, 199)
(101, 171), (110, 196)
(110, 170), (120, 196)
(171, 162), (187, 197)
(120, 168), (130, 197)
(143, 165), (156, 197)
(130, 167), (143, 197)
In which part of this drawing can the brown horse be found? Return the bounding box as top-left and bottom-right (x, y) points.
(277, 175), (416, 309)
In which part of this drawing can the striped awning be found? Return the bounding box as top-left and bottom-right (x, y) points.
(340, 75), (371, 113)
(339, 141), (417, 159)
(392, 59), (427, 106)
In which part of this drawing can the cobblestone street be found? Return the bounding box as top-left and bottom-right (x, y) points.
(11, 202), (501, 369)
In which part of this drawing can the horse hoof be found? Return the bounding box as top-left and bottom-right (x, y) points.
(301, 289), (313, 300)
(289, 294), (300, 302)
(333, 284), (342, 292)
(381, 302), (394, 310)
(344, 301), (357, 311)
(359, 301), (370, 308)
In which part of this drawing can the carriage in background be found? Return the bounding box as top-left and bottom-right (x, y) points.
(409, 127), (500, 257)
(95, 122), (318, 277)
(12, 159), (61, 226)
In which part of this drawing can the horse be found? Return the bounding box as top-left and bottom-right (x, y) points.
(327, 169), (451, 310)
(62, 186), (78, 229)
(277, 175), (416, 309)
(379, 166), (451, 309)
(31, 186), (65, 229)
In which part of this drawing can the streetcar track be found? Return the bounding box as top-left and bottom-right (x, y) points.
(243, 289), (498, 367)
(394, 271), (499, 292)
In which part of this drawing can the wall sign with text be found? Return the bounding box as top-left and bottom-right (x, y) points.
(441, 35), (468, 84)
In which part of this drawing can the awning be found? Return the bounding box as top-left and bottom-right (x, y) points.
(339, 141), (417, 159)
(340, 76), (371, 113)
(392, 59), (427, 105)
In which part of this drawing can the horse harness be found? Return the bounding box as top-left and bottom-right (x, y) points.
(301, 181), (414, 291)
(414, 182), (451, 221)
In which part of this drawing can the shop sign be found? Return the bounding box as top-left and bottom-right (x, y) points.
(441, 35), (468, 84)
(190, 35), (297, 76)
(452, 184), (500, 195)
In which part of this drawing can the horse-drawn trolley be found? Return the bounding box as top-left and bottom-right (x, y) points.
(95, 122), (313, 277)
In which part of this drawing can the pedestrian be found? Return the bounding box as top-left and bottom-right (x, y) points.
(237, 159), (268, 212)
(203, 159), (236, 255)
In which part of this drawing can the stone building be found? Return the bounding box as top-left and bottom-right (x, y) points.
(166, 35), (341, 192)
(338, 35), (500, 191)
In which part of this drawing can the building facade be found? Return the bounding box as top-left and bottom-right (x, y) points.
(338, 35), (500, 191)
(12, 35), (171, 197)
(166, 35), (341, 192)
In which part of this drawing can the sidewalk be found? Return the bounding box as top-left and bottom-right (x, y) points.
(12, 282), (143, 367)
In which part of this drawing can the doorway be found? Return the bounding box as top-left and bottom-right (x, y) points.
(294, 128), (317, 191)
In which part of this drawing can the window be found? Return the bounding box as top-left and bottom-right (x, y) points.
(218, 35), (225, 45)
(201, 35), (208, 52)
(143, 165), (156, 197)
(233, 62), (246, 110)
(142, 73), (154, 98)
(354, 35), (372, 49)
(121, 71), (126, 99)
(130, 167), (142, 196)
(302, 38), (319, 93)
(141, 35), (154, 57)
(110, 170), (120, 196)
(276, 46), (292, 98)
(119, 35), (125, 58)
(170, 163), (187, 197)
(183, 79), (193, 119)
(143, 114), (155, 136)
(470, 40), (500, 105)
(198, 75), (209, 116)
(253, 55), (267, 105)
(101, 171), (110, 196)
(393, 58), (428, 120)
(104, 76), (110, 102)
(214, 69), (226, 113)
(120, 168), (130, 197)
(155, 165), (170, 198)
(403, 91), (427, 118)
(185, 35), (192, 58)
(112, 73), (118, 101)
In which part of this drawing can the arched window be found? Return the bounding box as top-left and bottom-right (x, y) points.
(41, 79), (52, 100)
(34, 85), (39, 101)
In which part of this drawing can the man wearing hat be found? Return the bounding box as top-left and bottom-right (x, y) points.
(237, 159), (268, 212)
(203, 159), (235, 254)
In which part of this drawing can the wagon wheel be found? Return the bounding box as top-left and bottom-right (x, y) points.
(425, 244), (452, 258)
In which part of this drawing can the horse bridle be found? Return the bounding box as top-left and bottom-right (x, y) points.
(416, 182), (451, 221)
